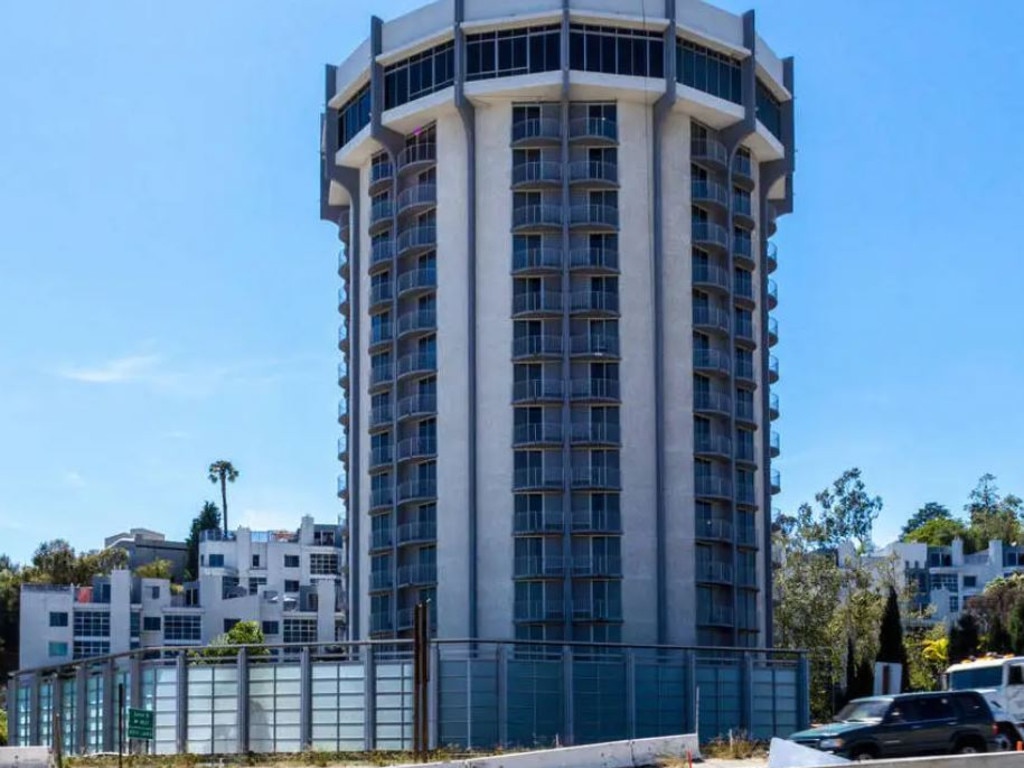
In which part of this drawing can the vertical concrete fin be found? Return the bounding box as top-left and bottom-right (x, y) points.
(370, 16), (406, 158)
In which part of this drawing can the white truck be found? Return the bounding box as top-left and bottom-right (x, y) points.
(946, 655), (1024, 724)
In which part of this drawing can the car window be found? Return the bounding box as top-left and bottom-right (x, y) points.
(916, 696), (956, 721)
(887, 700), (923, 724)
(956, 693), (992, 719)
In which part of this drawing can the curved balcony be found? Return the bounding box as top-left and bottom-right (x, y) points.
(513, 334), (563, 360)
(570, 422), (621, 446)
(514, 556), (565, 579)
(337, 249), (349, 280)
(397, 184), (437, 216)
(397, 225), (437, 258)
(767, 242), (778, 273)
(735, 358), (756, 384)
(697, 561), (733, 585)
(397, 478), (437, 505)
(770, 430), (781, 458)
(337, 474), (348, 500)
(397, 267), (436, 298)
(737, 524), (758, 548)
(768, 316), (779, 346)
(771, 469), (782, 495)
(512, 117), (562, 146)
(572, 599), (622, 621)
(338, 220), (350, 246)
(338, 285), (350, 315)
(692, 221), (729, 252)
(737, 483), (757, 506)
(514, 600), (565, 622)
(396, 563), (437, 587)
(571, 556), (622, 578)
(570, 203), (618, 231)
(693, 306), (730, 335)
(512, 378), (564, 403)
(694, 390), (731, 418)
(370, 363), (394, 389)
(370, 446), (394, 471)
(337, 362), (349, 391)
(397, 308), (437, 339)
(369, 322), (393, 350)
(732, 152), (754, 187)
(513, 291), (563, 317)
(370, 529), (393, 553)
(695, 473), (732, 500)
(767, 279), (778, 309)
(691, 179), (729, 210)
(735, 398), (756, 426)
(397, 393), (437, 422)
(691, 137), (728, 170)
(571, 511), (621, 535)
(733, 193), (755, 228)
(769, 355), (780, 383)
(569, 160), (618, 187)
(733, 235), (755, 268)
(570, 467), (621, 490)
(370, 403), (393, 430)
(695, 433), (732, 460)
(513, 468), (563, 492)
(369, 199), (395, 233)
(338, 401), (349, 427)
(370, 160), (395, 192)
(512, 161), (562, 188)
(370, 487), (394, 511)
(513, 247), (563, 273)
(513, 203), (563, 232)
(569, 247), (618, 272)
(769, 392), (780, 421)
(337, 436), (347, 461)
(397, 436), (437, 463)
(398, 520), (437, 546)
(370, 570), (393, 594)
(371, 239), (395, 271)
(570, 290), (619, 315)
(735, 317), (755, 346)
(370, 280), (394, 312)
(693, 348), (730, 376)
(698, 606), (735, 627)
(513, 422), (563, 447)
(692, 263), (729, 293)
(570, 117), (618, 143)
(570, 334), (620, 358)
(338, 324), (349, 352)
(397, 143), (436, 174)
(766, 203), (779, 237)
(734, 278), (755, 307)
(397, 352), (437, 380)
(735, 442), (756, 465)
(696, 517), (734, 543)
(571, 377), (620, 401)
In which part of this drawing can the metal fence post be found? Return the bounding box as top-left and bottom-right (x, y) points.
(363, 643), (376, 751)
(74, 665), (87, 755)
(6, 678), (17, 746)
(29, 673), (41, 746)
(427, 639), (439, 750)
(236, 647), (249, 754)
(496, 643), (508, 748)
(561, 645), (574, 747)
(129, 654), (141, 709)
(175, 652), (188, 754)
(102, 660), (116, 752)
(53, 676), (64, 755)
(684, 650), (696, 736)
(742, 652), (754, 737)
(797, 652), (811, 730)
(300, 645), (313, 751)
(626, 648), (636, 739)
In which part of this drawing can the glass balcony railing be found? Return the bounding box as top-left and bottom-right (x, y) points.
(513, 247), (563, 272)
(397, 184), (437, 213)
(397, 225), (437, 256)
(512, 161), (562, 187)
(692, 221), (729, 249)
(397, 479), (437, 503)
(397, 352), (437, 378)
(397, 143), (436, 170)
(397, 436), (437, 461)
(514, 556), (566, 578)
(512, 117), (561, 144)
(513, 291), (563, 315)
(570, 377), (620, 400)
(397, 394), (437, 420)
(513, 468), (563, 491)
(570, 247), (618, 271)
(691, 137), (728, 167)
(513, 204), (563, 230)
(513, 422), (563, 445)
(694, 389), (731, 416)
(569, 160), (618, 185)
(693, 348), (731, 375)
(691, 179), (729, 208)
(397, 267), (436, 296)
(512, 378), (564, 402)
(693, 306), (730, 334)
(397, 520), (437, 544)
(693, 263), (729, 291)
(513, 334), (563, 358)
(570, 117), (618, 142)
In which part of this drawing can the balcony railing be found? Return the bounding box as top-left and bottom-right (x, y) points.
(695, 474), (732, 498)
(514, 510), (565, 534)
(570, 247), (618, 271)
(513, 247), (563, 272)
(397, 436), (437, 461)
(767, 279), (778, 306)
(570, 117), (618, 142)
(396, 603), (437, 631)
(767, 242), (778, 272)
(697, 561), (734, 584)
(397, 143), (436, 169)
(513, 468), (563, 491)
(734, 278), (755, 303)
(513, 291), (563, 314)
(370, 364), (394, 387)
(691, 137), (728, 167)
(397, 309), (437, 336)
(370, 488), (394, 509)
(397, 562), (437, 586)
(370, 161), (394, 187)
(771, 469), (782, 495)
(570, 204), (618, 229)
(693, 348), (731, 375)
(513, 334), (563, 358)
(370, 404), (393, 428)
(769, 392), (780, 420)
(570, 334), (620, 356)
(513, 204), (563, 229)
(698, 605), (735, 626)
(769, 355), (780, 382)
(695, 433), (732, 457)
(570, 377), (620, 400)
(735, 357), (755, 381)
(371, 239), (395, 267)
(512, 161), (562, 186)
(370, 446), (394, 469)
(370, 572), (393, 591)
(693, 306), (730, 334)
(696, 517), (734, 541)
(512, 117), (561, 144)
(694, 389), (731, 416)
(398, 520), (437, 544)
(514, 556), (566, 578)
(692, 221), (729, 249)
(397, 184), (437, 213)
(371, 529), (394, 551)
(735, 316), (755, 343)
(572, 599), (622, 621)
(338, 401), (349, 424)
(737, 525), (757, 547)
(734, 235), (754, 262)
(691, 179), (729, 208)
(370, 199), (395, 228)
(370, 323), (394, 347)
(398, 267), (436, 296)
(570, 422), (621, 444)
(770, 431), (781, 457)
(732, 152), (753, 180)
(512, 378), (564, 402)
(570, 290), (619, 314)
(370, 280), (394, 306)
(397, 352), (437, 378)
(570, 466), (621, 489)
(514, 422), (563, 445)
(397, 225), (437, 256)
(737, 483), (757, 506)
(572, 511), (621, 533)
(515, 600), (565, 621)
(736, 398), (756, 423)
(397, 393), (437, 419)
(397, 478), (437, 502)
(733, 193), (753, 219)
(337, 475), (348, 498)
(571, 556), (622, 578)
(693, 263), (729, 291)
(569, 160), (618, 185)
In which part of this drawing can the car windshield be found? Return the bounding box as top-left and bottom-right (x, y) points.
(833, 700), (891, 723)
(950, 667), (1003, 690)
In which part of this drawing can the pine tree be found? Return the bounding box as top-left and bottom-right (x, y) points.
(989, 614), (1013, 654)
(845, 636), (857, 703)
(949, 613), (980, 664)
(1009, 601), (1024, 655)
(876, 586), (910, 692)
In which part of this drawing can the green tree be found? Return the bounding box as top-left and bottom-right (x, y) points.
(194, 620), (269, 660)
(0, 706), (7, 746)
(876, 587), (910, 692)
(988, 614), (1012, 654)
(964, 474), (1024, 552)
(1010, 600), (1024, 655)
(22, 541), (127, 585)
(134, 559), (173, 580)
(208, 460), (239, 534)
(794, 468), (882, 550)
(901, 503), (952, 539)
(906, 625), (948, 691)
(0, 555), (21, 684)
(948, 613), (980, 664)
(185, 502), (221, 580)
(902, 517), (968, 547)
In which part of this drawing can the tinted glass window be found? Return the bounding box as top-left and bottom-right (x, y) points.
(915, 696), (955, 721)
(569, 25), (663, 78)
(756, 79), (783, 140)
(467, 25), (561, 81)
(950, 666), (1004, 689)
(339, 83), (371, 147)
(384, 41), (455, 110)
(677, 40), (742, 104)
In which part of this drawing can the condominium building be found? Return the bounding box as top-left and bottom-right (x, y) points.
(18, 516), (346, 670)
(322, 0), (793, 647)
(103, 528), (188, 582)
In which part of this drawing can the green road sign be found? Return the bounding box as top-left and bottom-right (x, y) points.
(127, 708), (154, 740)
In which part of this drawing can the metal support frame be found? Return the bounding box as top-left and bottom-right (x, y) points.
(174, 652), (187, 754)
(236, 647), (250, 754)
(299, 645), (313, 750)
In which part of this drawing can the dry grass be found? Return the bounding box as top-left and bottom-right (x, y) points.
(697, 732), (768, 761)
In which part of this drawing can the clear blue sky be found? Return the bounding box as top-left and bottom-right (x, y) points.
(1, 1), (1022, 564)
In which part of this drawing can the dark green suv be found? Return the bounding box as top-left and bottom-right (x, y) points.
(788, 691), (1009, 760)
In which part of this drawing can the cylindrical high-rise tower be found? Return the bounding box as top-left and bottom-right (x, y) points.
(321, 0), (793, 649)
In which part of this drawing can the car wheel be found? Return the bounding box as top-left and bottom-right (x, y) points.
(955, 739), (986, 755)
(850, 748), (876, 761)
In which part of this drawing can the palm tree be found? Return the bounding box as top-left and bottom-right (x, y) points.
(208, 460), (239, 534)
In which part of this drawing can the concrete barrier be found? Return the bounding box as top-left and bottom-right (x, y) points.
(804, 750), (1024, 768)
(0, 746), (53, 768)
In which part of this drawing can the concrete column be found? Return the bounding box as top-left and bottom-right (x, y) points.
(236, 647), (249, 754)
(684, 650), (697, 734)
(29, 675), (41, 746)
(175, 652), (188, 754)
(6, 678), (17, 746)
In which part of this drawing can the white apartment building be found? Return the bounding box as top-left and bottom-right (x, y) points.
(19, 516), (347, 670)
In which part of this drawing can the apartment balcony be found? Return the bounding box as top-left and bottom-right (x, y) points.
(697, 561), (734, 585)
(732, 153), (754, 187)
(571, 511), (621, 534)
(570, 377), (620, 401)
(769, 355), (780, 383)
(397, 478), (437, 504)
(695, 433), (732, 460)
(370, 363), (394, 388)
(369, 323), (394, 351)
(766, 204), (779, 238)
(338, 287), (350, 316)
(397, 352), (437, 380)
(572, 599), (622, 621)
(515, 600), (565, 622)
(337, 474), (348, 500)
(337, 362), (349, 390)
(397, 143), (436, 174)
(370, 446), (394, 471)
(570, 421), (621, 446)
(698, 605), (735, 627)
(737, 524), (758, 547)
(734, 317), (755, 346)
(512, 378), (564, 403)
(735, 357), (756, 384)
(569, 204), (618, 231)
(695, 473), (732, 500)
(370, 403), (394, 430)
(692, 263), (729, 293)
(397, 394), (437, 422)
(397, 267), (436, 298)
(370, 613), (394, 634)
(370, 487), (394, 511)
(370, 279), (394, 310)
(370, 160), (395, 193)
(397, 520), (437, 545)
(570, 289), (619, 315)
(338, 250), (349, 280)
(770, 431), (781, 458)
(691, 179), (729, 211)
(513, 290), (563, 317)
(693, 348), (731, 376)
(767, 242), (778, 273)
(570, 117), (618, 144)
(767, 279), (778, 309)
(397, 184), (437, 216)
(735, 398), (756, 426)
(338, 220), (350, 246)
(369, 199), (395, 234)
(692, 221), (729, 252)
(733, 194), (755, 228)
(569, 160), (618, 187)
(734, 278), (755, 306)
(397, 436), (437, 462)
(514, 510), (565, 534)
(570, 334), (620, 358)
(397, 563), (437, 586)
(370, 571), (393, 592)
(696, 517), (734, 543)
(569, 247), (619, 272)
(513, 204), (563, 232)
(514, 556), (566, 579)
(694, 389), (732, 418)
(737, 568), (758, 588)
(397, 225), (437, 257)
(769, 392), (780, 421)
(737, 483), (757, 507)
(513, 421), (563, 447)
(370, 529), (394, 552)
(338, 401), (349, 428)
(397, 309), (437, 339)
(771, 469), (782, 495)
(768, 316), (779, 346)
(371, 239), (395, 270)
(691, 137), (728, 170)
(513, 468), (563, 491)
(511, 117), (562, 146)
(693, 306), (730, 335)
(734, 235), (755, 268)
(512, 161), (562, 189)
(735, 441), (756, 465)
(513, 334), (563, 360)
(570, 466), (621, 490)
(396, 603), (437, 632)
(572, 556), (622, 578)
(513, 247), (564, 273)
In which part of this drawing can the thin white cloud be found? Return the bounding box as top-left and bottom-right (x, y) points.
(58, 354), (161, 384)
(63, 470), (86, 489)
(233, 508), (306, 533)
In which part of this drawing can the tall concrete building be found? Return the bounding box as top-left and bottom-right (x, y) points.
(321, 0), (793, 648)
